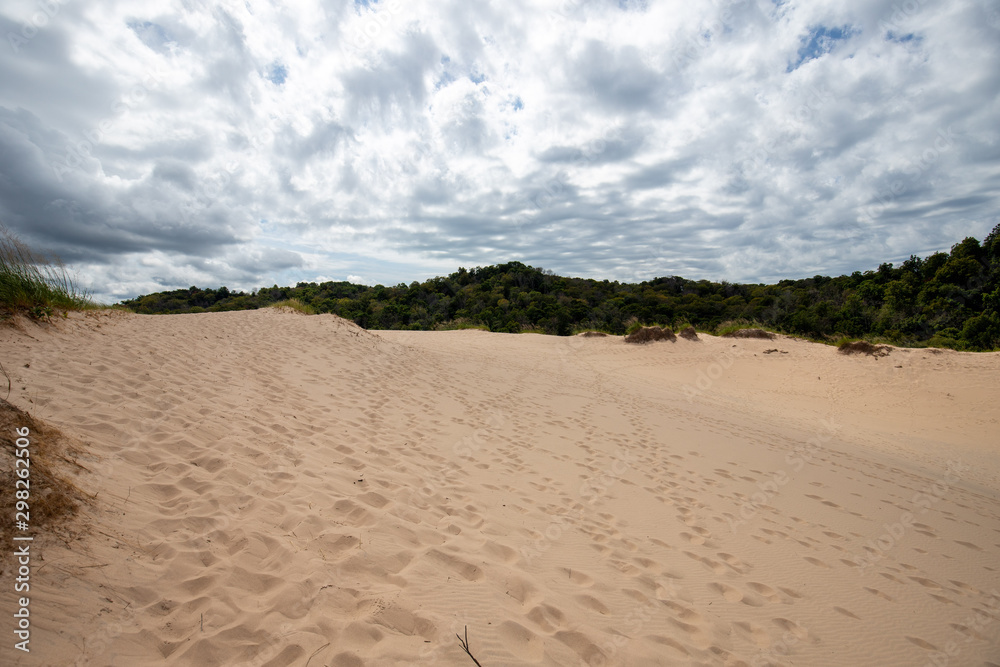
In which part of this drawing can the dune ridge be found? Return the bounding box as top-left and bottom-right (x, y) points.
(1, 308), (998, 666)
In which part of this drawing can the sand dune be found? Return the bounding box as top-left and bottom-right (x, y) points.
(1, 308), (998, 666)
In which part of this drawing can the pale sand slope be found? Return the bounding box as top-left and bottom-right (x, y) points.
(1, 309), (998, 667)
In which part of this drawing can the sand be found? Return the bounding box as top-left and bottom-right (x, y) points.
(1, 308), (998, 666)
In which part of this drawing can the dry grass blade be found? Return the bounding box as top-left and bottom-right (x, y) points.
(456, 625), (484, 667)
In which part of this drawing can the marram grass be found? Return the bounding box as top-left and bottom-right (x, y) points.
(0, 224), (93, 319)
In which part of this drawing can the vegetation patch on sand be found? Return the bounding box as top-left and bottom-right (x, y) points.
(838, 340), (891, 357)
(577, 331), (608, 337)
(268, 298), (316, 315)
(0, 399), (87, 564)
(0, 224), (94, 321)
(624, 326), (676, 344)
(678, 326), (699, 340)
(721, 328), (776, 340)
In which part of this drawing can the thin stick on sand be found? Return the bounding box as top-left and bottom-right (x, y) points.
(456, 625), (484, 666)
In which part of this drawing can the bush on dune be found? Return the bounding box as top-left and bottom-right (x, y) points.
(624, 326), (677, 344)
(678, 326), (699, 340)
(837, 340), (891, 357)
(715, 320), (776, 339)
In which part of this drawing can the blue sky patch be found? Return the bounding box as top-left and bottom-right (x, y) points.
(266, 62), (288, 85)
(788, 24), (858, 72)
(127, 20), (173, 54)
(886, 31), (919, 44)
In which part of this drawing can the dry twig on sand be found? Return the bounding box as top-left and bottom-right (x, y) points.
(456, 625), (484, 666)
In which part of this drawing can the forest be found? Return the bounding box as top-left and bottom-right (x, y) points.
(120, 226), (1000, 351)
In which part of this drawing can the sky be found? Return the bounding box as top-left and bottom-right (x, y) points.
(1, 0), (998, 303)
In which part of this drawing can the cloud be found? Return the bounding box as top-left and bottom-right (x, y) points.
(0, 0), (996, 304)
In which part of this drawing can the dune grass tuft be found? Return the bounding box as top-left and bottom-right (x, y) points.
(678, 325), (700, 340)
(268, 298), (316, 315)
(0, 399), (87, 552)
(716, 319), (775, 339)
(837, 340), (890, 357)
(715, 319), (776, 339)
(624, 326), (677, 344)
(0, 224), (93, 321)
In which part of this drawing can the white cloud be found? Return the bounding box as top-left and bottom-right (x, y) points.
(0, 0), (997, 302)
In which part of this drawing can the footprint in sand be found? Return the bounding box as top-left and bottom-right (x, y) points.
(772, 617), (812, 642)
(746, 582), (785, 603)
(734, 621), (771, 648)
(683, 551), (726, 575)
(954, 540), (983, 551)
(498, 621), (545, 661)
(717, 552), (750, 573)
(526, 603), (568, 633)
(505, 576), (541, 607)
(708, 582), (764, 606)
(554, 630), (606, 664)
(906, 636), (939, 651)
(949, 623), (989, 641)
(646, 635), (691, 656)
(574, 594), (611, 615)
(948, 579), (979, 595)
(833, 606), (861, 619)
(863, 587), (894, 602)
(908, 576), (942, 590)
(667, 618), (712, 650)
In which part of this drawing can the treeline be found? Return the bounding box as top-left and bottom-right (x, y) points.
(120, 226), (1000, 351)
